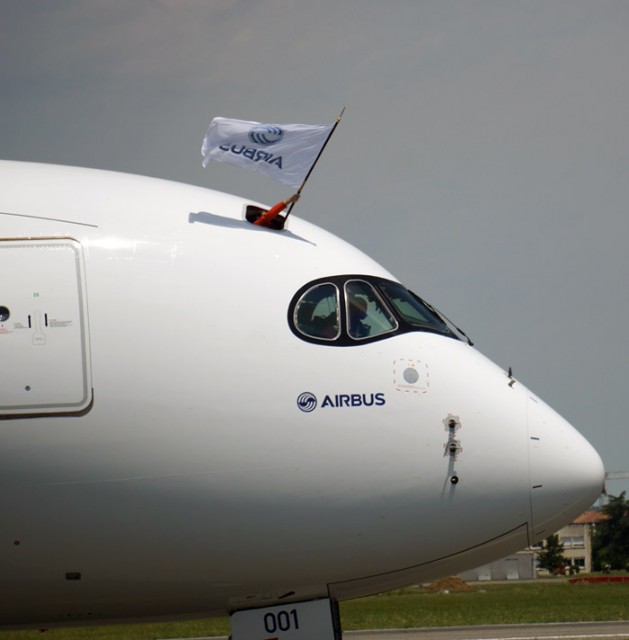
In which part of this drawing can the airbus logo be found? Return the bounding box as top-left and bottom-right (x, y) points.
(297, 392), (386, 412)
(249, 125), (284, 146)
(297, 392), (317, 413)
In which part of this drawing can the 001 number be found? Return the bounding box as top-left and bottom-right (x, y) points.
(264, 609), (299, 634)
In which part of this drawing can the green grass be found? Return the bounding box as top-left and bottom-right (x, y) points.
(341, 581), (629, 629)
(0, 619), (229, 640)
(2, 581), (629, 640)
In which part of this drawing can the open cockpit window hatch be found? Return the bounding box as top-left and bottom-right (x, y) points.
(245, 204), (287, 230)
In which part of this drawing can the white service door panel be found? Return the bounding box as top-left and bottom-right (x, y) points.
(0, 238), (92, 416)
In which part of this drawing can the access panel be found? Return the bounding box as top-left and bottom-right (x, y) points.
(0, 238), (92, 417)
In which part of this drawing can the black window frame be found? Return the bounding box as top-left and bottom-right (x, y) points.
(288, 274), (460, 347)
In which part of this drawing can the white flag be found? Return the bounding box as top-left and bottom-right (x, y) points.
(201, 117), (333, 189)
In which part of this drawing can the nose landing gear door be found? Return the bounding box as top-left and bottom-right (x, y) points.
(0, 238), (92, 418)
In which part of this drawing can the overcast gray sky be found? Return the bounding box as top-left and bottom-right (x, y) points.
(2, 1), (628, 497)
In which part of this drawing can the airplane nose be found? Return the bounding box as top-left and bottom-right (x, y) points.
(528, 395), (605, 544)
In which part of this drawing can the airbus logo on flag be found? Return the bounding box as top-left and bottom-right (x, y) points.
(202, 116), (336, 189)
(249, 125), (284, 146)
(218, 144), (283, 169)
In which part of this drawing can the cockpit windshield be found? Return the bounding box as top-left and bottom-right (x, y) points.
(289, 275), (461, 346)
(379, 281), (452, 336)
(345, 280), (398, 340)
(293, 282), (340, 341)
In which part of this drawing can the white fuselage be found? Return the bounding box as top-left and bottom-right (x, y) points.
(0, 161), (604, 627)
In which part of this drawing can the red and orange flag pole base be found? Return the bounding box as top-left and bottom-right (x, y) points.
(254, 193), (301, 227)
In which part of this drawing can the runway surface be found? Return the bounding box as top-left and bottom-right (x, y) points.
(164, 621), (629, 640)
(345, 621), (629, 640)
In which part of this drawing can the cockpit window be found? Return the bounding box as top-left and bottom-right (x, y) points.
(379, 281), (453, 336)
(345, 280), (398, 340)
(293, 282), (340, 340)
(288, 275), (463, 346)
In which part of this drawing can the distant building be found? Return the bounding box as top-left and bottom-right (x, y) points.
(459, 549), (536, 581)
(556, 510), (608, 574)
(459, 510), (607, 581)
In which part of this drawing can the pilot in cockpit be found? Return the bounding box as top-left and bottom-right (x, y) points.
(348, 295), (370, 339)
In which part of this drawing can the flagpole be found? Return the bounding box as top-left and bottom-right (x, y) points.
(283, 107), (345, 221)
(253, 108), (345, 228)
